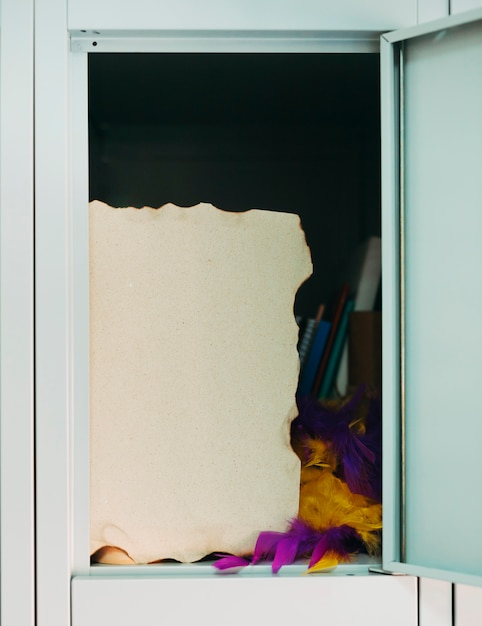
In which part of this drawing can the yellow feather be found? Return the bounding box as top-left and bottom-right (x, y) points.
(303, 437), (337, 470)
(304, 551), (341, 574)
(298, 468), (382, 556)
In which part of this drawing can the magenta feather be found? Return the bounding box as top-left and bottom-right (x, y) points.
(272, 536), (301, 573)
(251, 531), (285, 564)
(213, 555), (250, 573)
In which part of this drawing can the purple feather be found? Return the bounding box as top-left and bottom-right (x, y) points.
(294, 385), (382, 501)
(309, 525), (362, 568)
(286, 518), (324, 556)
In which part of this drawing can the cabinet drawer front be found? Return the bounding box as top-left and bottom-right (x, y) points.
(72, 574), (417, 626)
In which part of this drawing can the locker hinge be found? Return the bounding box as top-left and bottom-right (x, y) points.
(369, 567), (407, 576)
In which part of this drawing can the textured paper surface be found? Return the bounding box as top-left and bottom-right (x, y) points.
(90, 200), (312, 563)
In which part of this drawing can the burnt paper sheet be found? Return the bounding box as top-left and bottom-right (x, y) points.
(90, 200), (312, 564)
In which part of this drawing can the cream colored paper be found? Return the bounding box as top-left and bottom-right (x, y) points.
(90, 200), (312, 564)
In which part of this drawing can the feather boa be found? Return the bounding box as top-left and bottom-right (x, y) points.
(293, 385), (382, 502)
(214, 385), (382, 574)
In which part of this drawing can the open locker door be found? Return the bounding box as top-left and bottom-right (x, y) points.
(381, 7), (482, 587)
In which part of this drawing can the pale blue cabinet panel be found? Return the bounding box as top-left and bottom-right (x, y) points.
(67, 0), (417, 32)
(452, 0), (482, 13)
(382, 9), (482, 586)
(26, 0), (482, 624)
